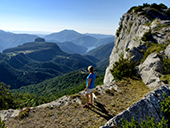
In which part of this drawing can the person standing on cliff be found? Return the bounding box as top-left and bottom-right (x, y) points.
(83, 66), (96, 108)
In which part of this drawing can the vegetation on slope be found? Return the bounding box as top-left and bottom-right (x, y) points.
(127, 3), (169, 14)
(13, 67), (105, 99)
(110, 54), (138, 80)
(0, 68), (106, 110)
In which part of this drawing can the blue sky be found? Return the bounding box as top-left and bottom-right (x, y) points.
(0, 0), (170, 35)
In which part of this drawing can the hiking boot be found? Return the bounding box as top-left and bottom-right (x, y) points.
(83, 104), (89, 108)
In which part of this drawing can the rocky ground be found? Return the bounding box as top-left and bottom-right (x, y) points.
(4, 77), (149, 128)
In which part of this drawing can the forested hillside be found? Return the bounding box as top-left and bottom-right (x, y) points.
(12, 67), (105, 100)
(0, 38), (97, 89)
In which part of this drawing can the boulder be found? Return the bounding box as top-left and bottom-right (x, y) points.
(138, 53), (164, 89)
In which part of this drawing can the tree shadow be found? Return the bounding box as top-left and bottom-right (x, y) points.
(89, 101), (114, 120)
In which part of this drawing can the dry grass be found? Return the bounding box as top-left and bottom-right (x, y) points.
(5, 77), (149, 128)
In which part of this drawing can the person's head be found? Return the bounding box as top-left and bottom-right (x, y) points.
(88, 66), (94, 73)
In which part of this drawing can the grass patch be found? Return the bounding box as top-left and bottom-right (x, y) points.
(141, 42), (169, 63)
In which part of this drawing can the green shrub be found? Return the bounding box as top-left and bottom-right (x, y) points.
(0, 82), (16, 110)
(150, 3), (161, 11)
(161, 93), (170, 123)
(134, 6), (143, 13)
(127, 3), (167, 14)
(95, 74), (104, 86)
(141, 29), (153, 42)
(143, 3), (150, 7)
(110, 54), (137, 80)
(0, 117), (6, 128)
(159, 3), (168, 9)
(16, 107), (30, 120)
(116, 24), (122, 37)
(121, 116), (168, 128)
(163, 58), (170, 74)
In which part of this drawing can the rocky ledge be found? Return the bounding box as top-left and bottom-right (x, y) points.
(100, 85), (170, 128)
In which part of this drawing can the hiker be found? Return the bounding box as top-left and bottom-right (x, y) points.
(83, 66), (96, 108)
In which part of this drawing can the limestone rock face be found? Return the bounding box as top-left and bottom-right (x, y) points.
(104, 12), (150, 86)
(102, 5), (170, 127)
(104, 7), (170, 89)
(138, 53), (164, 89)
(0, 109), (20, 121)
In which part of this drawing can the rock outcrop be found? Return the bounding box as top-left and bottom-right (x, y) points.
(104, 5), (170, 90)
(102, 3), (170, 127)
(104, 11), (150, 86)
(100, 85), (170, 128)
(138, 53), (164, 89)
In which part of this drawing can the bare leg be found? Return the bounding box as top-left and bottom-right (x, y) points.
(90, 92), (93, 104)
(86, 93), (89, 105)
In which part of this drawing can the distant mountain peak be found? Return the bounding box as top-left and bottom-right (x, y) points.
(34, 38), (45, 43)
(45, 29), (83, 42)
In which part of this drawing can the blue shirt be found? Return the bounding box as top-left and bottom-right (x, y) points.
(86, 73), (96, 89)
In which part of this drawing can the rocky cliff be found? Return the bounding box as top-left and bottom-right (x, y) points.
(102, 3), (170, 127)
(104, 4), (170, 90)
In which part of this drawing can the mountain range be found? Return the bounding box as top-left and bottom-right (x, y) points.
(0, 30), (38, 52)
(0, 29), (114, 55)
